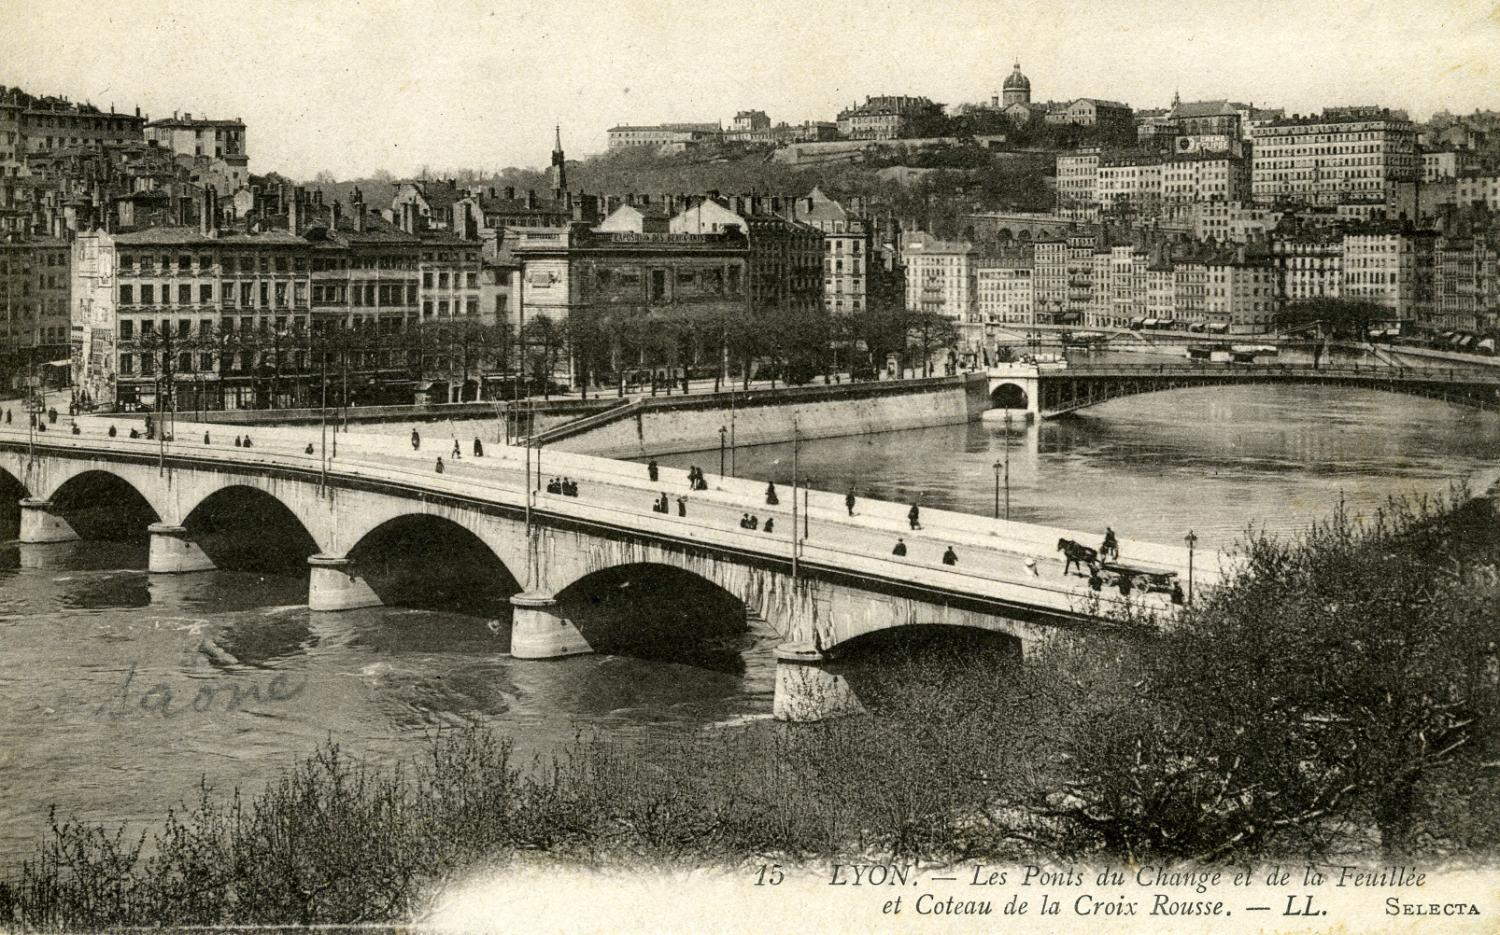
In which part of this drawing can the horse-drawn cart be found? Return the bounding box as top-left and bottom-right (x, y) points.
(1100, 560), (1179, 594)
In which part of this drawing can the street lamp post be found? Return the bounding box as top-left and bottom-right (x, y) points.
(993, 459), (1002, 519)
(718, 425), (726, 479)
(1185, 530), (1198, 605)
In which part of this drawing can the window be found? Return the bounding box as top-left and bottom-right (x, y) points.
(651, 269), (667, 301)
(141, 284), (154, 304)
(118, 284), (133, 305)
(120, 353), (133, 374)
(179, 283), (192, 305)
(423, 271), (433, 288)
(179, 255), (191, 272)
(119, 320), (133, 339)
(119, 254), (134, 272)
(200, 284), (212, 303)
(466, 272), (477, 288)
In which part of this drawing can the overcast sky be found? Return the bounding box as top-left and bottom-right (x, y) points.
(2, 0), (1498, 180)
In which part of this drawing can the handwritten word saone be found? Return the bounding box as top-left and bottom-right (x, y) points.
(94, 662), (308, 719)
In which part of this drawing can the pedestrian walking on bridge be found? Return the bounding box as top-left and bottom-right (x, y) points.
(766, 483), (779, 506)
(435, 456), (445, 474)
(908, 504), (921, 530)
(473, 437), (484, 457)
(892, 538), (907, 557)
(647, 459), (659, 482)
(410, 428), (421, 451)
(845, 489), (856, 516)
(941, 546), (958, 566)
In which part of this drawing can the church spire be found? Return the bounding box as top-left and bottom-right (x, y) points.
(549, 125), (566, 195)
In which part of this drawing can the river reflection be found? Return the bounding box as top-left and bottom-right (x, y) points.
(1, 383), (1497, 865)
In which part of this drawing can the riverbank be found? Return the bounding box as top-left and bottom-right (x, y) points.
(4, 490), (1497, 930)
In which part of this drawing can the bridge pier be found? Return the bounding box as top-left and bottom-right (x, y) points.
(509, 591), (591, 658)
(307, 554), (382, 611)
(147, 523), (216, 574)
(772, 644), (865, 723)
(18, 498), (78, 544)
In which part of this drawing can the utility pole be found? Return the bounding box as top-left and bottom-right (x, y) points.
(1004, 413), (1012, 521)
(790, 420), (800, 585)
(319, 342), (329, 494)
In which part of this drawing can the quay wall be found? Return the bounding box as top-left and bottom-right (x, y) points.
(552, 375), (991, 458)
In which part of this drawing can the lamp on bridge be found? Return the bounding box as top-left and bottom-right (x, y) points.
(1184, 530), (1198, 604)
(718, 424), (727, 480)
(993, 412), (1012, 521)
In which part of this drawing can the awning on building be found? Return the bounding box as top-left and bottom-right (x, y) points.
(1458, 335), (1476, 348)
(1477, 338), (1496, 353)
(1142, 318), (1159, 327)
(1206, 322), (1229, 333)
(43, 359), (70, 367)
(1188, 322), (1207, 333)
(1130, 317), (1146, 327)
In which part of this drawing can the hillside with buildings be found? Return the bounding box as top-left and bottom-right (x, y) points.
(7, 58), (1500, 410)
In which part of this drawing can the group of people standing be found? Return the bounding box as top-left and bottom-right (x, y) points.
(738, 513), (774, 533)
(547, 477), (580, 497)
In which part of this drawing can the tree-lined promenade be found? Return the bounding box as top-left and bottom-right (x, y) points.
(104, 301), (961, 413)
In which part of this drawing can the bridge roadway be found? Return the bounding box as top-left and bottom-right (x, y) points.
(0, 419), (1216, 720)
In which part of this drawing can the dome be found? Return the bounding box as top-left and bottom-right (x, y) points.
(1003, 63), (1030, 91)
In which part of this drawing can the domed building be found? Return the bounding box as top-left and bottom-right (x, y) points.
(1002, 62), (1031, 107)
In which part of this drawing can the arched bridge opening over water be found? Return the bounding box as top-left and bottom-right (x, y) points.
(0, 423), (1212, 720)
(986, 362), (1500, 419)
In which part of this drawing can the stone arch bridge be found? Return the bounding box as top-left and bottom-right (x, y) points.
(0, 431), (1203, 720)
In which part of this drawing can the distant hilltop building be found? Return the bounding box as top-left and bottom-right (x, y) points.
(836, 96), (945, 141)
(1001, 61), (1031, 108)
(606, 122), (723, 153)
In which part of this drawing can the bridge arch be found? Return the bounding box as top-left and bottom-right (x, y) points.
(785, 624), (1027, 721)
(0, 467), (30, 540)
(346, 513), (522, 617)
(47, 469), (161, 543)
(554, 562), (751, 671)
(181, 485), (321, 573)
(990, 382), (1029, 410)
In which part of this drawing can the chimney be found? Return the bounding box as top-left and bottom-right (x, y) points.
(201, 190), (211, 235)
(626, 192), (636, 206)
(488, 187), (496, 199)
(525, 189), (537, 209)
(288, 187), (300, 234)
(504, 185), (515, 200)
(331, 201), (342, 228)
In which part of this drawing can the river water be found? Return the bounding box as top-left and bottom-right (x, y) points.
(1, 384), (1498, 865)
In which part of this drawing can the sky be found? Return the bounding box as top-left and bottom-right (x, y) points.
(2, 0), (1499, 180)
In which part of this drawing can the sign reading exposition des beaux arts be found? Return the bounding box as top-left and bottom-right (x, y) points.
(4, 0), (1500, 933)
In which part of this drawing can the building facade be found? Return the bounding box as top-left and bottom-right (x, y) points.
(1250, 107), (1418, 217)
(835, 96), (944, 141)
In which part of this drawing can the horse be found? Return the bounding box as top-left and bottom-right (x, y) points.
(1057, 538), (1098, 576)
